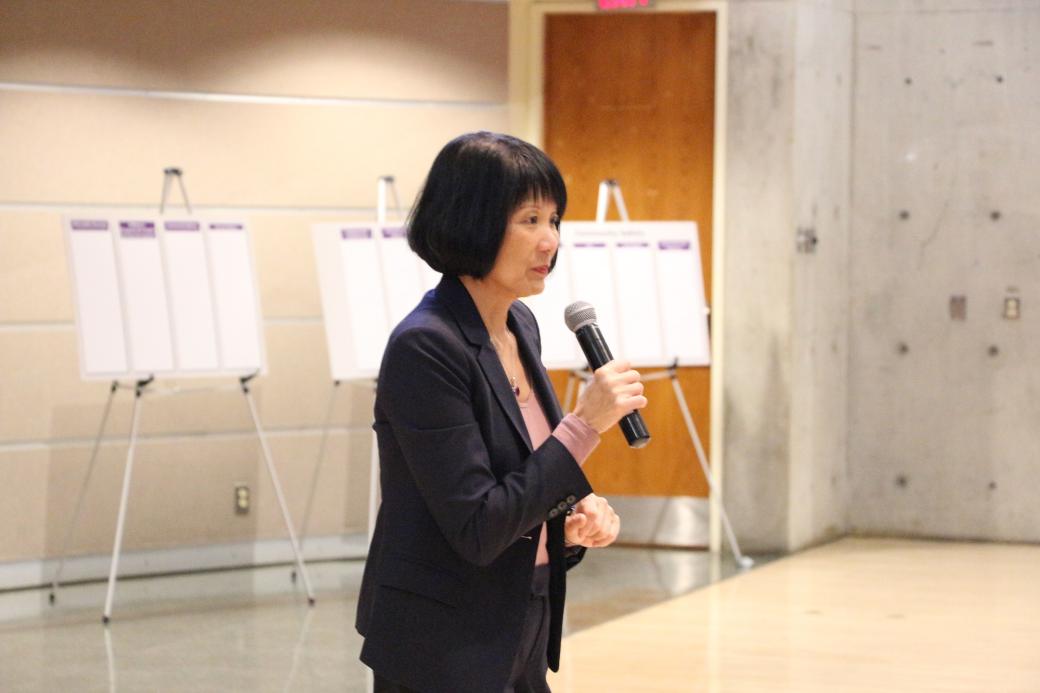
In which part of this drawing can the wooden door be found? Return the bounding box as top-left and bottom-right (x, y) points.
(544, 12), (715, 499)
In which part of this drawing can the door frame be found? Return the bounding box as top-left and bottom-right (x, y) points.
(509, 0), (729, 554)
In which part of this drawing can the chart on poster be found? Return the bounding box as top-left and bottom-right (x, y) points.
(311, 222), (441, 381)
(63, 214), (266, 380)
(522, 221), (710, 370)
(310, 220), (707, 381)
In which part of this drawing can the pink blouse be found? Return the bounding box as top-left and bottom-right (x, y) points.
(517, 398), (600, 565)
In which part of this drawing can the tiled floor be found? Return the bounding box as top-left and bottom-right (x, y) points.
(0, 546), (765, 692)
(549, 539), (1040, 692)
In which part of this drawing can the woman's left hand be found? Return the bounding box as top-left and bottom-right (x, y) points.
(564, 493), (620, 548)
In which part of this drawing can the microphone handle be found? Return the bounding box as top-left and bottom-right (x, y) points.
(619, 410), (651, 450)
(575, 325), (651, 449)
(574, 323), (613, 369)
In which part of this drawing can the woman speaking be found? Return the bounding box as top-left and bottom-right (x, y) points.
(356, 131), (647, 693)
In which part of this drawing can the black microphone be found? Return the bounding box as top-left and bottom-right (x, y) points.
(564, 301), (650, 449)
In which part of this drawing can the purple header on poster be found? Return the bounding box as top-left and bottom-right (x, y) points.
(209, 222), (244, 231)
(120, 221), (156, 238)
(165, 221), (200, 232)
(341, 228), (372, 240)
(71, 219), (109, 231)
(658, 240), (691, 251)
(616, 241), (650, 248)
(382, 227), (406, 239)
(574, 242), (607, 248)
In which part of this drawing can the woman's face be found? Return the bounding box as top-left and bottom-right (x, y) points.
(484, 198), (561, 299)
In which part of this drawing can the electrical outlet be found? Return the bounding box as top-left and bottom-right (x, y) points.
(234, 484), (250, 515)
(1003, 296), (1021, 320)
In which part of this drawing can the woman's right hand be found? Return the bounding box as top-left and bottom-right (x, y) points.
(572, 359), (647, 434)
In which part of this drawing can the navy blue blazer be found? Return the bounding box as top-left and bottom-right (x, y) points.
(356, 275), (594, 693)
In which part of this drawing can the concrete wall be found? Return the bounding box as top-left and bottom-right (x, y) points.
(0, 0), (508, 582)
(847, 0), (1040, 541)
(723, 0), (852, 552)
(724, 0), (1040, 551)
(788, 1), (853, 550)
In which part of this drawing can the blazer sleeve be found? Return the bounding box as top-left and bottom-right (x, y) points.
(379, 325), (593, 567)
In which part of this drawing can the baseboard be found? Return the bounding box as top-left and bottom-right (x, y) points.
(0, 533), (369, 592)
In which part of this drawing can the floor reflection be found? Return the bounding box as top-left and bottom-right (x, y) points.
(0, 545), (771, 692)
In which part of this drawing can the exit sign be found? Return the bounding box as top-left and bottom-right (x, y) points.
(597, 0), (654, 10)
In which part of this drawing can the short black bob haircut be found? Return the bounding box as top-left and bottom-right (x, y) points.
(407, 131), (567, 279)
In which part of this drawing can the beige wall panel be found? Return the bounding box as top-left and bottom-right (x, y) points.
(251, 322), (375, 430)
(0, 209), (404, 323)
(0, 322), (376, 443)
(0, 449), (50, 561)
(0, 0), (497, 569)
(0, 329), (118, 443)
(254, 430), (372, 540)
(0, 439), (254, 561)
(0, 0), (507, 103)
(0, 328), (243, 442)
(0, 432), (364, 562)
(0, 210), (319, 324)
(0, 211), (73, 323)
(252, 214), (339, 319)
(0, 91), (508, 206)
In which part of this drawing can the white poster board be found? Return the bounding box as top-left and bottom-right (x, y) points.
(207, 221), (265, 371)
(522, 221), (710, 370)
(312, 220), (707, 381)
(117, 220), (175, 374)
(312, 222), (440, 381)
(162, 220), (220, 371)
(63, 214), (266, 380)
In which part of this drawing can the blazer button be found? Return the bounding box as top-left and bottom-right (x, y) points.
(556, 501), (569, 512)
(548, 508), (559, 519)
(566, 495), (577, 504)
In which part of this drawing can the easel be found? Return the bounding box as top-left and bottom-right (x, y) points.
(294, 175), (401, 571)
(562, 180), (752, 568)
(50, 168), (316, 623)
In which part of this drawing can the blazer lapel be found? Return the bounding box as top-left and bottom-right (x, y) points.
(436, 276), (533, 453)
(477, 346), (534, 452)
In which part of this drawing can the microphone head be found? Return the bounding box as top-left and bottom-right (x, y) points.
(564, 301), (597, 333)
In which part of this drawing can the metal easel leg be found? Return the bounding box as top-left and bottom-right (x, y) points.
(160, 167), (193, 215)
(563, 369), (593, 414)
(669, 373), (753, 569)
(104, 626), (117, 693)
(103, 377), (151, 624)
(292, 380), (340, 582)
(240, 376), (315, 605)
(50, 380), (120, 604)
(282, 606), (315, 692)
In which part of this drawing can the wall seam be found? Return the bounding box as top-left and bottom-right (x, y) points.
(845, 2), (860, 535)
(0, 425), (373, 453)
(0, 81), (507, 110)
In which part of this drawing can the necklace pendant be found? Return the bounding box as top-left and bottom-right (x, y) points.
(511, 377), (520, 397)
